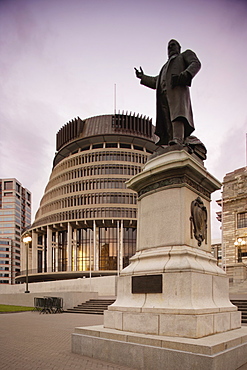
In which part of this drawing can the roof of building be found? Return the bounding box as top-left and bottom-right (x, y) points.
(53, 113), (157, 168)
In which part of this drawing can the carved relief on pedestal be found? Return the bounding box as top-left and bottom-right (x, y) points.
(190, 196), (207, 246)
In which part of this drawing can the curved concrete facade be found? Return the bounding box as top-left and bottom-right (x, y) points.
(18, 113), (156, 282)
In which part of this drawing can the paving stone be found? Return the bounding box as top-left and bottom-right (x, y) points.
(0, 312), (136, 370)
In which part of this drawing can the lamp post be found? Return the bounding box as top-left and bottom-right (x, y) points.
(234, 238), (246, 263)
(23, 235), (32, 293)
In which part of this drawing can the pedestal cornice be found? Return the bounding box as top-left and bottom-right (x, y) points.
(126, 150), (221, 201)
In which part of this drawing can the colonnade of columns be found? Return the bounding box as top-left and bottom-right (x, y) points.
(22, 220), (125, 275)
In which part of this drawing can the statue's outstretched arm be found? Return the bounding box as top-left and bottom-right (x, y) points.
(134, 66), (157, 90)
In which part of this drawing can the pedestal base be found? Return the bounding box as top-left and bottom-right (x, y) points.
(72, 325), (247, 370)
(104, 245), (241, 338)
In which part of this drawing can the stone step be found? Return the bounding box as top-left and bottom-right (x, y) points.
(231, 301), (247, 305)
(231, 300), (247, 324)
(66, 298), (115, 315)
(69, 307), (109, 312)
(66, 309), (106, 315)
(236, 307), (247, 311)
(80, 302), (114, 304)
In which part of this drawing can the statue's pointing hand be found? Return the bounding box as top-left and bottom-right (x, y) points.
(134, 66), (144, 79)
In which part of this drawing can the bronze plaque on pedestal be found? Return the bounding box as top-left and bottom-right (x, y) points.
(132, 274), (162, 294)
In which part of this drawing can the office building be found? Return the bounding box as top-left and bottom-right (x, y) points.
(221, 167), (247, 267)
(0, 178), (31, 284)
(214, 166), (247, 277)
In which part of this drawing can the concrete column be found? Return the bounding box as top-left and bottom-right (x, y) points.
(41, 235), (45, 273)
(55, 232), (59, 272)
(73, 229), (77, 271)
(93, 220), (99, 270)
(119, 220), (124, 271)
(21, 240), (27, 273)
(117, 221), (120, 275)
(31, 230), (38, 273)
(47, 226), (53, 273)
(67, 222), (72, 271)
(90, 228), (93, 272)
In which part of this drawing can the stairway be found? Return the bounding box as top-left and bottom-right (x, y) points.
(231, 300), (247, 324)
(67, 298), (247, 321)
(66, 298), (116, 315)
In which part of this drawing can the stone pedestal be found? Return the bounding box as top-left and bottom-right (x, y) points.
(72, 150), (246, 369)
(104, 150), (241, 338)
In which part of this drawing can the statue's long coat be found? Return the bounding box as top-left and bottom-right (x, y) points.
(140, 50), (201, 144)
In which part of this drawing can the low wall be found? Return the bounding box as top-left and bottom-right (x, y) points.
(0, 291), (98, 310)
(0, 276), (117, 309)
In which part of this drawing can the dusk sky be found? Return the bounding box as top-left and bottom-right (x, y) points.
(1, 0), (247, 239)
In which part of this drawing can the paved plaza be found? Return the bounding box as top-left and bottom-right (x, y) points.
(0, 311), (136, 370)
(1, 309), (247, 370)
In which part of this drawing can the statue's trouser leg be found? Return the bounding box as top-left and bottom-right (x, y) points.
(172, 120), (184, 144)
(155, 93), (173, 146)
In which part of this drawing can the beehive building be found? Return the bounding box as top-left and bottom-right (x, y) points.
(18, 113), (156, 282)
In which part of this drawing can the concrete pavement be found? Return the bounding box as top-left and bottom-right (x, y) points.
(0, 311), (136, 370)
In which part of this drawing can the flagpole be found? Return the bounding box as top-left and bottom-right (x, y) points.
(114, 84), (116, 114)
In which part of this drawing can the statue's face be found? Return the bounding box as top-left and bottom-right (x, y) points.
(168, 40), (180, 58)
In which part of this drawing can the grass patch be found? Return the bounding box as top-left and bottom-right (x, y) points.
(0, 304), (34, 312)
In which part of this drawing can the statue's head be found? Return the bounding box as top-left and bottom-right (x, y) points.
(168, 39), (181, 58)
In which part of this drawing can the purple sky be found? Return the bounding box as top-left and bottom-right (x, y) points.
(0, 0), (247, 239)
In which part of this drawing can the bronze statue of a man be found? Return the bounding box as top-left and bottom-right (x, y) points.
(135, 39), (201, 146)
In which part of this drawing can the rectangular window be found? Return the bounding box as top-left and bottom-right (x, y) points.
(0, 217), (14, 221)
(105, 143), (118, 148)
(16, 183), (21, 193)
(237, 212), (247, 229)
(133, 145), (143, 151)
(0, 223), (15, 228)
(92, 143), (103, 149)
(120, 143), (131, 149)
(4, 181), (13, 190)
